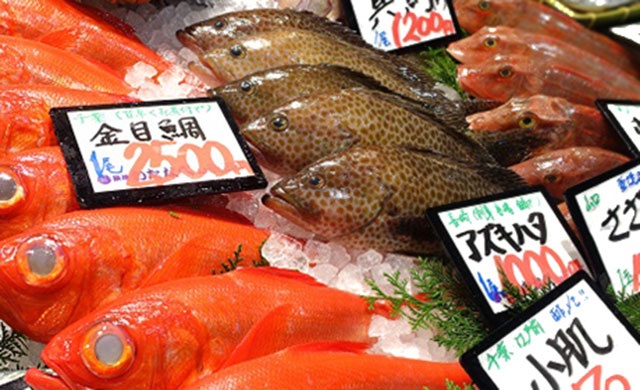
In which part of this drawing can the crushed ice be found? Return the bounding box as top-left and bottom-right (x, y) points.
(70, 0), (456, 363)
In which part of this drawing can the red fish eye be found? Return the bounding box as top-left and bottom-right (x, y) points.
(82, 323), (135, 379)
(0, 168), (25, 215)
(478, 0), (490, 10)
(483, 38), (497, 48)
(16, 237), (67, 288)
(545, 175), (560, 184)
(498, 67), (514, 78)
(519, 116), (537, 130)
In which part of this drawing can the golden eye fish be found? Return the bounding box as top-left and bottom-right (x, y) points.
(452, 0), (639, 77)
(0, 85), (137, 153)
(0, 35), (133, 95)
(263, 146), (525, 254)
(241, 88), (497, 175)
(25, 268), (393, 390)
(457, 54), (639, 105)
(0, 207), (267, 342)
(0, 0), (170, 76)
(448, 26), (640, 94)
(510, 147), (630, 199)
(181, 341), (471, 390)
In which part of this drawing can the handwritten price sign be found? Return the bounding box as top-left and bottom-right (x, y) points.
(51, 98), (266, 208)
(566, 159), (640, 296)
(344, 0), (461, 52)
(461, 272), (640, 390)
(428, 188), (587, 324)
(597, 100), (640, 157)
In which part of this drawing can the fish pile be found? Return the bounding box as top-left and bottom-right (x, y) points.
(448, 0), (634, 197)
(178, 8), (529, 254)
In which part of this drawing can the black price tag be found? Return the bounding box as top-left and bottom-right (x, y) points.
(427, 187), (587, 325)
(565, 159), (640, 296)
(461, 271), (640, 390)
(50, 97), (267, 209)
(596, 100), (640, 157)
(343, 0), (461, 53)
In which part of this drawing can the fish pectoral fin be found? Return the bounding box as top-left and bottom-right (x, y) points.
(36, 28), (86, 52)
(219, 304), (299, 370)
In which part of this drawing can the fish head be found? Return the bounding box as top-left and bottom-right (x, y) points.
(453, 0), (517, 32)
(467, 95), (573, 131)
(28, 296), (207, 390)
(447, 27), (525, 63)
(0, 222), (133, 342)
(177, 10), (284, 54)
(263, 148), (393, 240)
(457, 55), (536, 102)
(241, 95), (361, 174)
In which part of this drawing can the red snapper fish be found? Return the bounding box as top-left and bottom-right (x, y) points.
(25, 269), (393, 390)
(0, 0), (170, 76)
(181, 342), (470, 390)
(452, 0), (639, 77)
(0, 207), (268, 342)
(457, 54), (640, 105)
(448, 26), (640, 94)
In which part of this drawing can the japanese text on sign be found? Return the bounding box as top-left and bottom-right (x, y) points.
(349, 0), (457, 51)
(600, 102), (640, 156)
(570, 162), (640, 296)
(478, 279), (639, 389)
(67, 102), (254, 193)
(437, 192), (585, 314)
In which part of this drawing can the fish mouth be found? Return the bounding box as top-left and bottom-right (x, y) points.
(27, 352), (91, 390)
(262, 190), (321, 236)
(176, 30), (203, 55)
(445, 43), (465, 63)
(456, 66), (480, 98)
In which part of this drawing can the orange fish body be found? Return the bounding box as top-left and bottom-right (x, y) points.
(0, 147), (77, 240)
(452, 0), (638, 76)
(0, 0), (169, 76)
(0, 207), (268, 342)
(182, 342), (470, 390)
(0, 85), (136, 153)
(457, 54), (639, 105)
(448, 27), (640, 93)
(25, 269), (391, 390)
(0, 35), (133, 94)
(510, 147), (630, 199)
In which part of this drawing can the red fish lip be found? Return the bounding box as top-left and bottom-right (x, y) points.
(445, 43), (465, 63)
(25, 368), (73, 390)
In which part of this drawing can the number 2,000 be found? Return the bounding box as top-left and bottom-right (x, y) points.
(391, 11), (454, 48)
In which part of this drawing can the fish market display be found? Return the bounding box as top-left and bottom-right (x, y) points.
(457, 54), (639, 105)
(263, 146), (525, 253)
(0, 207), (267, 342)
(448, 27), (640, 93)
(242, 88), (497, 174)
(25, 268), (393, 390)
(179, 17), (456, 106)
(0, 85), (137, 153)
(0, 147), (76, 240)
(510, 147), (630, 199)
(452, 0), (638, 76)
(181, 341), (470, 390)
(0, 0), (170, 75)
(0, 35), (133, 94)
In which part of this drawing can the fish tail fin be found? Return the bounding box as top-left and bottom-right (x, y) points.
(466, 128), (548, 166)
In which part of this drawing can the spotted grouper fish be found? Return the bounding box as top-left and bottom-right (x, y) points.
(242, 88), (497, 174)
(180, 19), (456, 106)
(211, 64), (498, 128)
(263, 146), (525, 253)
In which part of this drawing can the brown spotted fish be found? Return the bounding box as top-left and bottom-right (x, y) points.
(188, 27), (456, 107)
(212, 64), (498, 128)
(263, 146), (525, 254)
(242, 88), (497, 174)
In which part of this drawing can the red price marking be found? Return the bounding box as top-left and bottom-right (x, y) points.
(124, 140), (252, 187)
(572, 365), (630, 390)
(494, 245), (582, 290)
(391, 11), (455, 49)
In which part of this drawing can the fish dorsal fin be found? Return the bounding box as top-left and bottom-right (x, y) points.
(236, 267), (327, 287)
(219, 304), (298, 370)
(285, 341), (370, 354)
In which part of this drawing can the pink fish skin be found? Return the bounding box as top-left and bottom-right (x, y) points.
(457, 54), (640, 105)
(452, 0), (638, 77)
(510, 147), (630, 199)
(448, 27), (640, 94)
